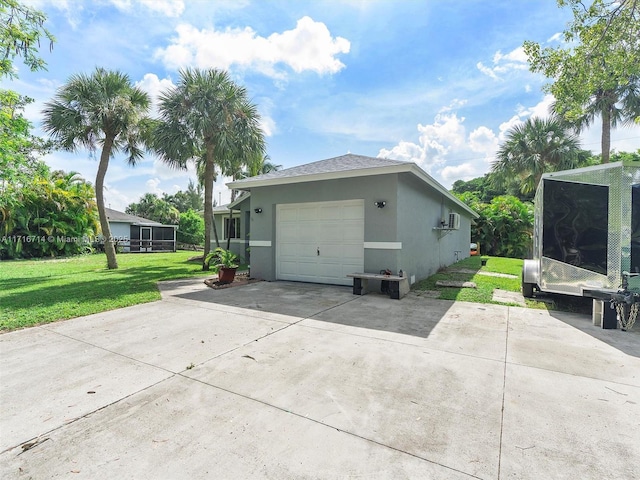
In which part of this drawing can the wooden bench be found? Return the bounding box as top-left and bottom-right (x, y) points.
(347, 273), (410, 300)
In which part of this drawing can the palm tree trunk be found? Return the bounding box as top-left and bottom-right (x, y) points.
(96, 137), (118, 269)
(211, 212), (220, 247)
(202, 145), (215, 271)
(226, 208), (232, 251)
(225, 187), (237, 250)
(601, 107), (611, 164)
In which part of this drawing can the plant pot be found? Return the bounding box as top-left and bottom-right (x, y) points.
(481, 258), (488, 266)
(218, 267), (237, 284)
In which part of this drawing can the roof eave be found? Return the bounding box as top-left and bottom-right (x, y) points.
(227, 162), (478, 219)
(227, 164), (413, 190)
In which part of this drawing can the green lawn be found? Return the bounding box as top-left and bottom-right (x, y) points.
(412, 255), (592, 313)
(412, 256), (524, 305)
(0, 252), (214, 331)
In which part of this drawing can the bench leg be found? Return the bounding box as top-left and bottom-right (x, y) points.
(353, 278), (363, 295)
(388, 281), (400, 299)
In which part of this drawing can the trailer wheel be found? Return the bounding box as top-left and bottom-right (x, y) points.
(521, 271), (535, 298)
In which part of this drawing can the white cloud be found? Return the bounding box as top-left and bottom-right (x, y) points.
(135, 73), (175, 116)
(547, 32), (563, 43)
(493, 46), (527, 65)
(110, 0), (184, 17)
(103, 183), (136, 212)
(469, 126), (498, 154)
(260, 115), (276, 137)
(477, 46), (529, 80)
(379, 110), (467, 172)
(476, 61), (498, 80)
(154, 16), (350, 78)
(378, 100), (503, 187)
(440, 163), (478, 184)
(145, 177), (163, 195)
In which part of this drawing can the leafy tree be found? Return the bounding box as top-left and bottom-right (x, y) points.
(457, 193), (534, 258)
(153, 68), (265, 270)
(42, 68), (151, 269)
(126, 193), (180, 225)
(1, 168), (99, 259)
(491, 117), (586, 195)
(0, 0), (54, 78)
(524, 0), (640, 163)
(163, 179), (204, 213)
(451, 174), (511, 203)
(593, 149), (640, 163)
(177, 209), (205, 245)
(0, 89), (51, 191)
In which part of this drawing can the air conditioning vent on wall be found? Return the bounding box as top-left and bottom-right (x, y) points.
(448, 212), (460, 230)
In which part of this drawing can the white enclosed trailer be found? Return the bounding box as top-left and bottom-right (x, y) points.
(522, 160), (640, 329)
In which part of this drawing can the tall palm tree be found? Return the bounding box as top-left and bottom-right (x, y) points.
(153, 68), (265, 270)
(552, 79), (640, 163)
(42, 68), (150, 269)
(491, 117), (584, 195)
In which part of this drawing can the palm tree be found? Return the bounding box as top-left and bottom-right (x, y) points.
(153, 68), (265, 270)
(552, 79), (640, 163)
(491, 117), (584, 195)
(42, 68), (150, 269)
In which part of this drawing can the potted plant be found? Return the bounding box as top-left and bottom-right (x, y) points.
(206, 247), (239, 284)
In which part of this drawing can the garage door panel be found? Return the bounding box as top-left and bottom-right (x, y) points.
(276, 200), (364, 285)
(278, 207), (299, 222)
(342, 224), (365, 243)
(342, 204), (364, 220)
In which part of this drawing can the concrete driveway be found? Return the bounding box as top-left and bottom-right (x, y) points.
(1, 280), (639, 479)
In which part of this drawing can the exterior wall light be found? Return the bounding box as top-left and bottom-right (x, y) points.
(374, 201), (386, 209)
(254, 208), (263, 214)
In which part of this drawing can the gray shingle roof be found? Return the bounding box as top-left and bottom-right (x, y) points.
(227, 152), (478, 218)
(105, 208), (165, 226)
(236, 153), (410, 183)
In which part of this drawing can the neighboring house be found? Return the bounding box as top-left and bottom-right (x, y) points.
(223, 153), (478, 286)
(105, 208), (177, 253)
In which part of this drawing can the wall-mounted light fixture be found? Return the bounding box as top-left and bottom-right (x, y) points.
(254, 207), (263, 214)
(374, 201), (386, 209)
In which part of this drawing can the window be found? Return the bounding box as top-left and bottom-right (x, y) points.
(224, 217), (241, 239)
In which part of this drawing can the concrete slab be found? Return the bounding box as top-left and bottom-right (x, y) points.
(185, 324), (505, 479)
(492, 288), (526, 306)
(436, 280), (477, 288)
(500, 363), (640, 480)
(2, 376), (471, 480)
(44, 300), (291, 373)
(160, 279), (356, 320)
(0, 327), (170, 452)
(301, 294), (509, 361)
(2, 280), (639, 479)
(506, 307), (640, 386)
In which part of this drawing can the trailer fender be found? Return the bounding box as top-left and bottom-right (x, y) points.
(522, 259), (540, 298)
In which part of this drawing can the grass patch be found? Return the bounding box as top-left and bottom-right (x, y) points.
(0, 251), (215, 331)
(412, 255), (593, 314)
(412, 256), (523, 305)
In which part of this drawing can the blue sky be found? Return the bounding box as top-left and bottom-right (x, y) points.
(6, 0), (640, 211)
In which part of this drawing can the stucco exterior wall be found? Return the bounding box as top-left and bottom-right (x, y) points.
(397, 174), (471, 282)
(246, 174), (400, 281)
(234, 172), (474, 284)
(212, 200), (251, 262)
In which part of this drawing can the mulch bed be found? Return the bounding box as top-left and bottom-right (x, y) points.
(204, 272), (262, 290)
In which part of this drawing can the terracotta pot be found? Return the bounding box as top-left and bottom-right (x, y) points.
(218, 267), (237, 284)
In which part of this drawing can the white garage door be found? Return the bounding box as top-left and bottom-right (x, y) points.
(276, 199), (364, 286)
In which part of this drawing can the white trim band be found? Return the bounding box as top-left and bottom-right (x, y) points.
(363, 242), (402, 250)
(249, 240), (272, 247)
